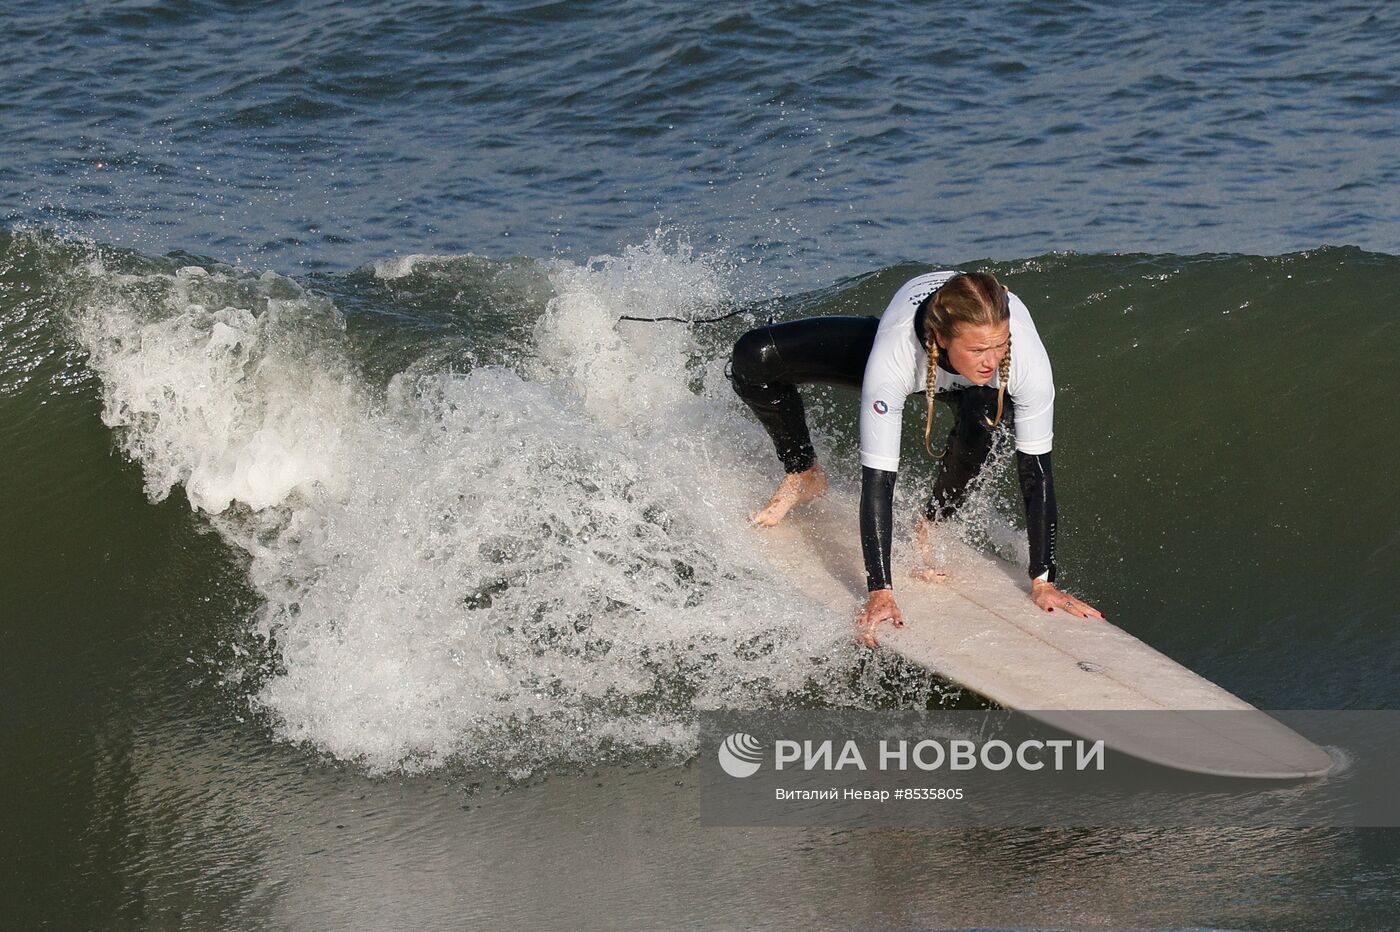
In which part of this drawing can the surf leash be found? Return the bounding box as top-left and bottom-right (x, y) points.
(616, 306), (753, 325)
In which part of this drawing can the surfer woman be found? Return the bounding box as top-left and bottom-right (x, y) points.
(729, 270), (1104, 647)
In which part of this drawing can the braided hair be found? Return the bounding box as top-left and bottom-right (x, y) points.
(919, 272), (1013, 457)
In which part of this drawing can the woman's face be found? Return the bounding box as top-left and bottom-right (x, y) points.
(938, 322), (1011, 385)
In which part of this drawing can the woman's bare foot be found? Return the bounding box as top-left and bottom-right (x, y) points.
(911, 513), (948, 583)
(750, 463), (828, 526)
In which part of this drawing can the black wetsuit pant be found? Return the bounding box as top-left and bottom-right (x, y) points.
(729, 316), (1004, 519)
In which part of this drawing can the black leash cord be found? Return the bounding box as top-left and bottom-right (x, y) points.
(616, 306), (752, 325)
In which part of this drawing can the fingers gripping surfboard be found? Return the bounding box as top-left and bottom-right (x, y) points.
(752, 494), (1334, 779)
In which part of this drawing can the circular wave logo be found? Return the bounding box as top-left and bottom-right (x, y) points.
(718, 732), (764, 778)
(872, 400), (888, 415)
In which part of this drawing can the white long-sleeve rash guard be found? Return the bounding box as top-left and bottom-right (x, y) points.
(858, 271), (1055, 471)
(854, 271), (1059, 592)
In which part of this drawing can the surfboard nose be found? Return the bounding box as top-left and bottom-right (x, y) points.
(1028, 709), (1336, 780)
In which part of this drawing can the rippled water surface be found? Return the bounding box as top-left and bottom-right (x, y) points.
(5, 1), (1398, 280)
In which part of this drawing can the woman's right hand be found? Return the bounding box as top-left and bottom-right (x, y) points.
(856, 588), (904, 647)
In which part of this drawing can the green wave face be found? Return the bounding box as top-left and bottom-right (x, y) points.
(3, 229), (1397, 782)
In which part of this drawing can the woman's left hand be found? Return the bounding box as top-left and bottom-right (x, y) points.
(1030, 579), (1105, 620)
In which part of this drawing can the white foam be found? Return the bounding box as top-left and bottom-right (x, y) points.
(72, 265), (360, 513)
(67, 237), (863, 774)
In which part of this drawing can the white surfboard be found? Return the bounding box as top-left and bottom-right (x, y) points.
(754, 493), (1334, 779)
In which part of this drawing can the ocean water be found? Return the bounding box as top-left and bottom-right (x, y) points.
(3, 1), (1400, 929)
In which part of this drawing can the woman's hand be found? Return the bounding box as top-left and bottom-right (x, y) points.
(856, 588), (905, 647)
(1030, 579), (1105, 620)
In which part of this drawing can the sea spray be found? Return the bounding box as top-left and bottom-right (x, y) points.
(62, 236), (887, 773)
(70, 261), (361, 514)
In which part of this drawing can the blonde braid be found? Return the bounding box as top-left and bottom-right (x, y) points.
(984, 332), (1011, 428)
(923, 336), (944, 457)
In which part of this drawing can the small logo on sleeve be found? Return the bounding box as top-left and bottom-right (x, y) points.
(872, 400), (888, 415)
